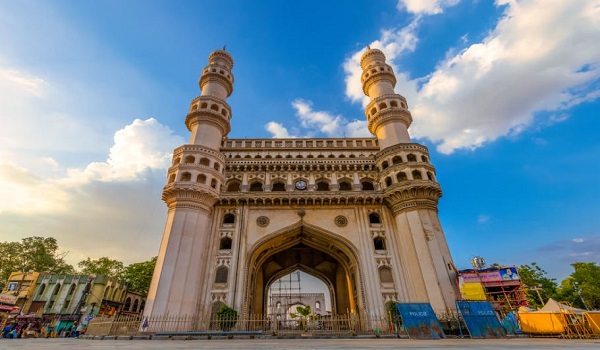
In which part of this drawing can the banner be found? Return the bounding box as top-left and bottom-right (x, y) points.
(460, 267), (520, 283)
(0, 293), (17, 305)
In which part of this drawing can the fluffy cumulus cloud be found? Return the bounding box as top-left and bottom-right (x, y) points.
(0, 118), (183, 215)
(343, 0), (600, 154)
(0, 118), (183, 264)
(67, 118), (182, 183)
(265, 99), (371, 138)
(397, 0), (461, 15)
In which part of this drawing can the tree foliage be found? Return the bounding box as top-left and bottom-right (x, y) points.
(556, 262), (600, 310)
(517, 262), (558, 308)
(0, 236), (74, 289)
(215, 304), (238, 331)
(78, 257), (125, 277)
(122, 256), (157, 294)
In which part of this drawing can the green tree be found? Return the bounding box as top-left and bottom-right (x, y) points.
(215, 304), (238, 331)
(557, 262), (600, 310)
(517, 262), (558, 308)
(122, 256), (157, 294)
(78, 257), (124, 277)
(0, 236), (74, 289)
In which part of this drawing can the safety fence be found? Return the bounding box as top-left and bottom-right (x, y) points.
(85, 312), (408, 338)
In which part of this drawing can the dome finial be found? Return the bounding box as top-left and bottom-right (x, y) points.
(223, 45), (226, 51)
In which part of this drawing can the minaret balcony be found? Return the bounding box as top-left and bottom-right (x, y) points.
(367, 108), (413, 135)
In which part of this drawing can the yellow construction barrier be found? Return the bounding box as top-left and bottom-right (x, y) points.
(585, 312), (600, 335)
(517, 312), (565, 334)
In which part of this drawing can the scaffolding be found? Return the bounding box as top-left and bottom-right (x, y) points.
(268, 271), (303, 322)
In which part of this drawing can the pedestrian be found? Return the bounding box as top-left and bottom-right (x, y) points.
(75, 322), (84, 338)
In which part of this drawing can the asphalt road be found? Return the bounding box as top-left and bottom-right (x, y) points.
(1, 338), (600, 350)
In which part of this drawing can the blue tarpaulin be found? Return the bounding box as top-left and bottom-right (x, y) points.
(396, 303), (445, 339)
(456, 301), (506, 338)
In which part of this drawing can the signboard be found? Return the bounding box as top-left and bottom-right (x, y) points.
(456, 301), (506, 338)
(0, 293), (18, 305)
(460, 267), (520, 283)
(395, 303), (445, 339)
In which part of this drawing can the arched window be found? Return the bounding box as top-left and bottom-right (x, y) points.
(199, 158), (210, 166)
(201, 102), (207, 109)
(180, 172), (191, 181)
(184, 155), (195, 164)
(214, 163), (220, 171)
(271, 182), (286, 192)
(249, 181), (263, 191)
(339, 181), (352, 191)
(382, 161), (389, 169)
(197, 174), (207, 184)
(390, 101), (398, 107)
(276, 302), (281, 309)
(392, 156), (402, 164)
(407, 154), (417, 162)
(227, 180), (241, 192)
(373, 237), (386, 250)
(412, 170), (423, 179)
(124, 297), (131, 311)
(369, 213), (381, 224)
(215, 266), (229, 283)
(219, 237), (232, 250)
(37, 284), (46, 298)
(421, 155), (428, 163)
(139, 300), (145, 313)
(67, 284), (75, 296)
(385, 177), (392, 187)
(378, 102), (387, 109)
(397, 172), (407, 182)
(132, 299), (139, 312)
(361, 181), (374, 191)
(211, 179), (218, 188)
(379, 266), (394, 284)
(210, 104), (219, 111)
(315, 301), (321, 309)
(223, 213), (235, 224)
(316, 181), (329, 191)
(173, 157), (181, 165)
(427, 172), (434, 181)
(53, 284), (61, 295)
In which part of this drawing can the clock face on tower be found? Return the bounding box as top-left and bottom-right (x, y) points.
(295, 180), (307, 190)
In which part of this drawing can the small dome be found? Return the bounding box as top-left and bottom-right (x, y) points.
(360, 48), (386, 69)
(209, 49), (234, 69)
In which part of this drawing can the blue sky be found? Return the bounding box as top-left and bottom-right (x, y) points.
(0, 0), (598, 282)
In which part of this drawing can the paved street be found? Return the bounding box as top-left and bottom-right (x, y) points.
(1, 338), (600, 350)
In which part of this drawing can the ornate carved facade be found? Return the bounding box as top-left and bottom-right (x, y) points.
(144, 48), (458, 319)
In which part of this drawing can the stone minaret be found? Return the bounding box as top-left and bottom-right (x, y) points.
(361, 48), (458, 312)
(144, 49), (234, 317)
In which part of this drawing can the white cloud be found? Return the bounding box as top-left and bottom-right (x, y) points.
(397, 0), (461, 15)
(67, 118), (183, 183)
(265, 121), (295, 138)
(0, 68), (47, 97)
(265, 99), (371, 139)
(477, 214), (490, 224)
(344, 0), (600, 154)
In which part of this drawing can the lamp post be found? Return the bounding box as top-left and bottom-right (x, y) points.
(528, 284), (544, 306)
(572, 282), (589, 311)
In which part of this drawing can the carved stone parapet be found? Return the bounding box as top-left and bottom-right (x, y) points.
(374, 143), (429, 160)
(367, 108), (413, 135)
(199, 72), (234, 96)
(162, 183), (219, 211)
(361, 67), (397, 95)
(185, 109), (231, 135)
(383, 182), (443, 215)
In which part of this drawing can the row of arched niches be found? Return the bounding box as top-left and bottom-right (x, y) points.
(166, 144), (437, 194)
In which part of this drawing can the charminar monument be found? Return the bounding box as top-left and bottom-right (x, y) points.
(143, 47), (459, 319)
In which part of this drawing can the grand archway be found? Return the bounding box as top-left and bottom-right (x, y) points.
(244, 221), (364, 317)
